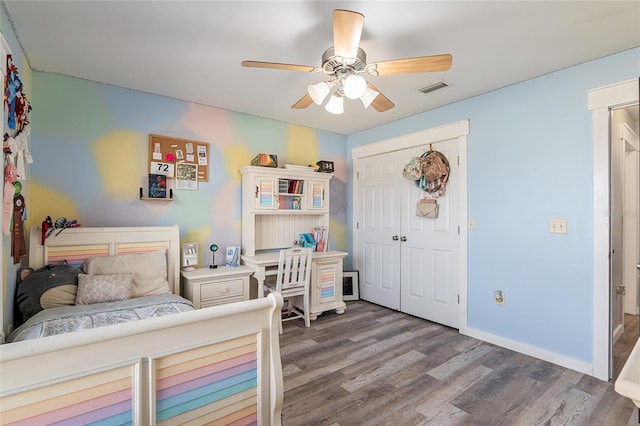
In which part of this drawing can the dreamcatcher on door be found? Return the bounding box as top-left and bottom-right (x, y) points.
(402, 145), (450, 218)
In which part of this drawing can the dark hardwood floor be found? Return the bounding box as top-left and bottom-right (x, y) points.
(279, 300), (638, 426)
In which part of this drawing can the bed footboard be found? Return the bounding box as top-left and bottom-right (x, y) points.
(0, 294), (284, 425)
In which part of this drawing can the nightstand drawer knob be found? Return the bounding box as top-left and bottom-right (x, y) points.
(221, 287), (229, 294)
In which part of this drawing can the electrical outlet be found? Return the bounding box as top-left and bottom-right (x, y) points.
(495, 290), (505, 306)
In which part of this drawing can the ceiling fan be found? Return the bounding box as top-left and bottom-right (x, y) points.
(241, 9), (452, 114)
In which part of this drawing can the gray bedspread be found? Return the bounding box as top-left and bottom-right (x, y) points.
(7, 294), (195, 343)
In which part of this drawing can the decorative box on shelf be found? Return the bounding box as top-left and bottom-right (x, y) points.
(251, 153), (278, 168)
(316, 160), (334, 173)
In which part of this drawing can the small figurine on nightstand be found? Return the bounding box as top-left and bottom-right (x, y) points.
(209, 244), (218, 269)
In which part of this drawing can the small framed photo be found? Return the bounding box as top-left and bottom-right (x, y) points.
(343, 271), (359, 301)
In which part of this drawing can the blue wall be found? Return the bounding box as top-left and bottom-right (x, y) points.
(348, 47), (640, 363)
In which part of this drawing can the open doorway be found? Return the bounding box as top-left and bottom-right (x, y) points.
(589, 78), (639, 381)
(611, 104), (639, 380)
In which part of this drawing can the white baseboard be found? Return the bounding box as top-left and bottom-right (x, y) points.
(612, 323), (624, 346)
(462, 327), (595, 378)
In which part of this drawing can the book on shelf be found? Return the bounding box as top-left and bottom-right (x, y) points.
(148, 174), (167, 198)
(313, 226), (329, 252)
(286, 179), (303, 194)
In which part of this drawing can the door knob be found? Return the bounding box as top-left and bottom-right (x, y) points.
(400, 236), (407, 242)
(392, 235), (399, 241)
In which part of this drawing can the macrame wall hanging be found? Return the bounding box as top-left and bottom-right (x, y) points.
(402, 145), (450, 218)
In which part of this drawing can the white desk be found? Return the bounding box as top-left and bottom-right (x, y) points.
(242, 250), (348, 320)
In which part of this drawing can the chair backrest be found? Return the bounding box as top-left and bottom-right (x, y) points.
(276, 247), (312, 292)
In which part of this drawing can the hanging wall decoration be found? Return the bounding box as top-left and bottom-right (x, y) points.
(3, 54), (33, 263)
(12, 180), (26, 263)
(415, 149), (450, 197)
(403, 146), (450, 219)
(4, 55), (31, 134)
(3, 164), (18, 235)
(403, 148), (450, 198)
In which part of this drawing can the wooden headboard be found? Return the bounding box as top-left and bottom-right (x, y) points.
(28, 225), (181, 295)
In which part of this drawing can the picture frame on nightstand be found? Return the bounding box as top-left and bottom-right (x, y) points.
(342, 271), (359, 301)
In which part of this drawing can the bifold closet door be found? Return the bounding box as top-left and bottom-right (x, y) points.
(399, 139), (459, 328)
(355, 148), (408, 309)
(355, 139), (460, 328)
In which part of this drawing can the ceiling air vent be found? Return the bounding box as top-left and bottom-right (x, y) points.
(419, 80), (449, 95)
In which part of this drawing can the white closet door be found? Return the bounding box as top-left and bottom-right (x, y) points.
(356, 152), (404, 309)
(355, 139), (460, 328)
(400, 139), (459, 328)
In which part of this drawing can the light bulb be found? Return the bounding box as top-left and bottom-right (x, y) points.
(325, 94), (344, 114)
(307, 81), (331, 105)
(343, 75), (367, 99)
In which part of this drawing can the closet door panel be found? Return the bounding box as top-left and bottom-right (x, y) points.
(356, 156), (401, 309)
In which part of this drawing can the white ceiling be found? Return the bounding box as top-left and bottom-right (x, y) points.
(3, 1), (639, 135)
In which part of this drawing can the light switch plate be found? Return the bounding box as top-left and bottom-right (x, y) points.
(549, 219), (567, 234)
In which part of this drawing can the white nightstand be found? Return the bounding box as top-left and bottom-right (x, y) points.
(181, 266), (254, 308)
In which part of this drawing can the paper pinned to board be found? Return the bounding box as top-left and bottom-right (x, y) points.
(175, 162), (197, 190)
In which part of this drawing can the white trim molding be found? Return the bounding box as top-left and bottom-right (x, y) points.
(351, 120), (469, 159)
(465, 327), (593, 377)
(588, 78), (639, 381)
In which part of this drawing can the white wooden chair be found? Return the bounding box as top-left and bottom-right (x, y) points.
(263, 247), (313, 333)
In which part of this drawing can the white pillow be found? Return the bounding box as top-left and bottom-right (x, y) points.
(83, 250), (171, 297)
(76, 273), (132, 305)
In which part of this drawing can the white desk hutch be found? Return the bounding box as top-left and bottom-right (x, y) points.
(240, 165), (347, 319)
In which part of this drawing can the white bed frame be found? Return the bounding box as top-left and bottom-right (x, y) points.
(1, 226), (284, 425)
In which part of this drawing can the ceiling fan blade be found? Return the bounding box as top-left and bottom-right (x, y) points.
(371, 54), (453, 76)
(333, 9), (364, 59)
(292, 94), (313, 109)
(366, 82), (395, 112)
(241, 60), (317, 73)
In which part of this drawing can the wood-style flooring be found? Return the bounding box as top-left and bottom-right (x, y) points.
(279, 300), (639, 426)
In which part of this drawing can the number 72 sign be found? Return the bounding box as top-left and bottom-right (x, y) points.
(150, 162), (175, 177)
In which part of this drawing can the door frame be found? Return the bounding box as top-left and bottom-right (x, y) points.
(588, 78), (639, 381)
(351, 119), (469, 332)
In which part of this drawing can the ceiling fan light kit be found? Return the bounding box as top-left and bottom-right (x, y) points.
(325, 93), (344, 115)
(308, 81), (333, 105)
(242, 9), (453, 115)
(343, 75), (367, 99)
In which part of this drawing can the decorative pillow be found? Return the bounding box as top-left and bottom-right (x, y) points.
(76, 273), (133, 305)
(82, 250), (171, 297)
(41, 285), (78, 309)
(16, 264), (81, 322)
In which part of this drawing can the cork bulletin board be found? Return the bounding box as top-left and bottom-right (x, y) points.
(148, 134), (209, 182)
